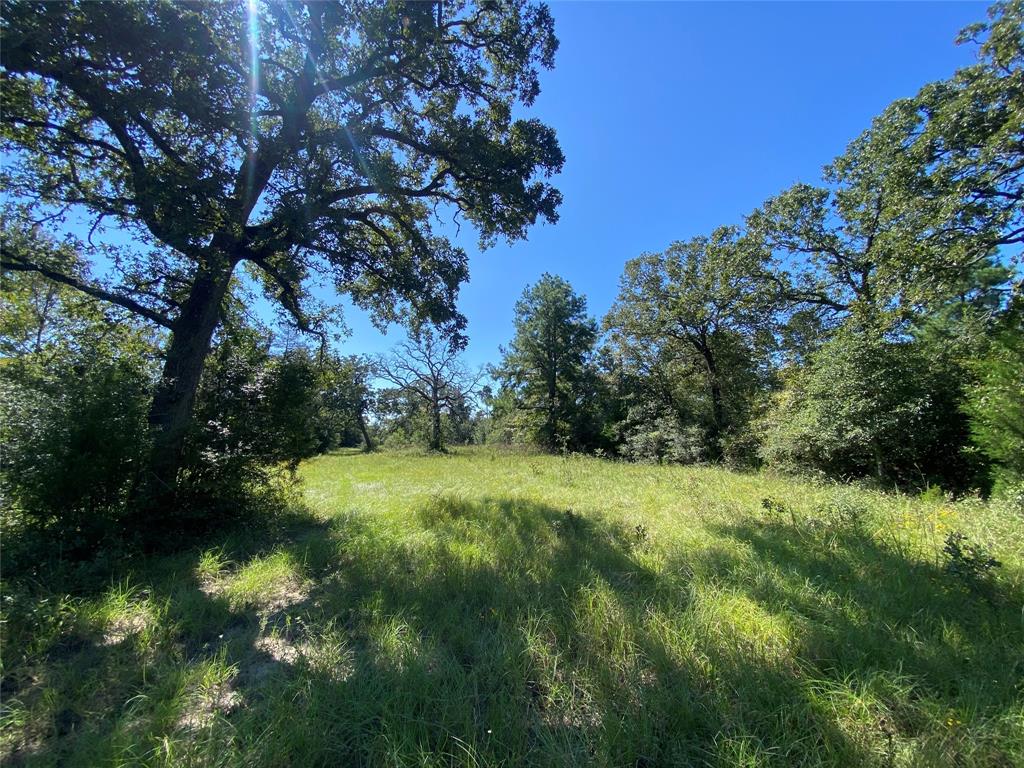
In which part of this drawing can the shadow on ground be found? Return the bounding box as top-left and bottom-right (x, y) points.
(3, 495), (1021, 767)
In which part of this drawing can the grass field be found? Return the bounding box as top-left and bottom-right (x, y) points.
(2, 448), (1023, 767)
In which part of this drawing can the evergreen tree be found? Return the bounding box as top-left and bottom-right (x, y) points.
(493, 274), (599, 451)
(965, 297), (1024, 490)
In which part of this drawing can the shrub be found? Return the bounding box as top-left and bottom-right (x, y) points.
(0, 270), (156, 549)
(615, 402), (707, 464)
(760, 496), (795, 523)
(1, 355), (152, 544)
(964, 320), (1024, 491)
(758, 325), (978, 490)
(179, 334), (322, 519)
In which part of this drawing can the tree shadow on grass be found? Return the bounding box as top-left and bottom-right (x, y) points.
(694, 516), (1024, 764)
(10, 497), (1016, 766)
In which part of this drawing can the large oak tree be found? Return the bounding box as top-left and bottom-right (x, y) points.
(0, 0), (563, 508)
(605, 227), (779, 456)
(836, 0), (1023, 266)
(748, 1), (1022, 326)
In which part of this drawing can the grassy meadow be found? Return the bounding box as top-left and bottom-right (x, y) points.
(2, 448), (1023, 767)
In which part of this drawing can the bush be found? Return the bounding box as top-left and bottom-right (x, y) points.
(0, 329), (153, 547)
(964, 320), (1024, 491)
(179, 334), (323, 517)
(758, 325), (978, 490)
(615, 402), (707, 464)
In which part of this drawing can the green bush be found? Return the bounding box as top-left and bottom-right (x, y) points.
(0, 329), (153, 547)
(180, 335), (323, 516)
(614, 402), (707, 464)
(758, 325), (978, 490)
(964, 320), (1024, 491)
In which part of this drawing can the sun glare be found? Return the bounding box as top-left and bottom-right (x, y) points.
(245, 0), (260, 200)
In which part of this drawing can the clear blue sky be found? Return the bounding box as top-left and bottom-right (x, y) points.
(336, 1), (987, 369)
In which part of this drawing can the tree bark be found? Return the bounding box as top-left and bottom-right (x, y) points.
(546, 348), (558, 451)
(430, 390), (443, 451)
(137, 260), (235, 515)
(357, 411), (374, 452)
(697, 342), (725, 459)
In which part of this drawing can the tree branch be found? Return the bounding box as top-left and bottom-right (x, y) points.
(1, 254), (174, 328)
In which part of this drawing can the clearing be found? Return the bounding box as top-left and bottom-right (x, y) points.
(2, 449), (1023, 767)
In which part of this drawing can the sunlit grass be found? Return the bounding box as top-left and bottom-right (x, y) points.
(2, 447), (1022, 766)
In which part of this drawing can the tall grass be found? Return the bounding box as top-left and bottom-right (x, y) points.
(2, 448), (1022, 766)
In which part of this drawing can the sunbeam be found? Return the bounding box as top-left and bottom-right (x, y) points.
(276, 2), (383, 197)
(245, 0), (261, 202)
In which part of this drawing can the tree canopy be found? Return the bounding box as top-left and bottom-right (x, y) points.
(1, 0), (563, 501)
(375, 328), (481, 451)
(605, 226), (779, 455)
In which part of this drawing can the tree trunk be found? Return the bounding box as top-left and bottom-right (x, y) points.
(698, 343), (725, 459)
(546, 352), (558, 451)
(872, 442), (885, 481)
(430, 392), (442, 451)
(357, 411), (374, 452)
(137, 261), (235, 516)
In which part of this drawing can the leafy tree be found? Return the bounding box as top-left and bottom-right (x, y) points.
(964, 298), (1024, 489)
(751, 1), (1022, 322)
(830, 0), (1023, 293)
(373, 384), (480, 448)
(444, 389), (482, 445)
(493, 274), (599, 451)
(605, 226), (779, 458)
(314, 353), (375, 452)
(757, 323), (982, 488)
(610, 398), (706, 465)
(746, 181), (900, 325)
(907, 258), (1015, 488)
(375, 327), (481, 451)
(1, 0), (563, 512)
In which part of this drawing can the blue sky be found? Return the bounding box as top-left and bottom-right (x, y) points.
(335, 1), (987, 369)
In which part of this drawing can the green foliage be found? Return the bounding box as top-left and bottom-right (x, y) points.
(182, 331), (362, 516)
(0, 269), (156, 545)
(744, 0), (1022, 334)
(374, 328), (481, 451)
(760, 495), (795, 523)
(758, 325), (978, 489)
(373, 386), (481, 449)
(829, 0), (1023, 293)
(605, 226), (779, 459)
(0, 0), (564, 334)
(493, 274), (602, 451)
(612, 401), (707, 464)
(1, 251), (375, 542)
(312, 353), (375, 452)
(1, 0), (564, 497)
(964, 308), (1024, 488)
